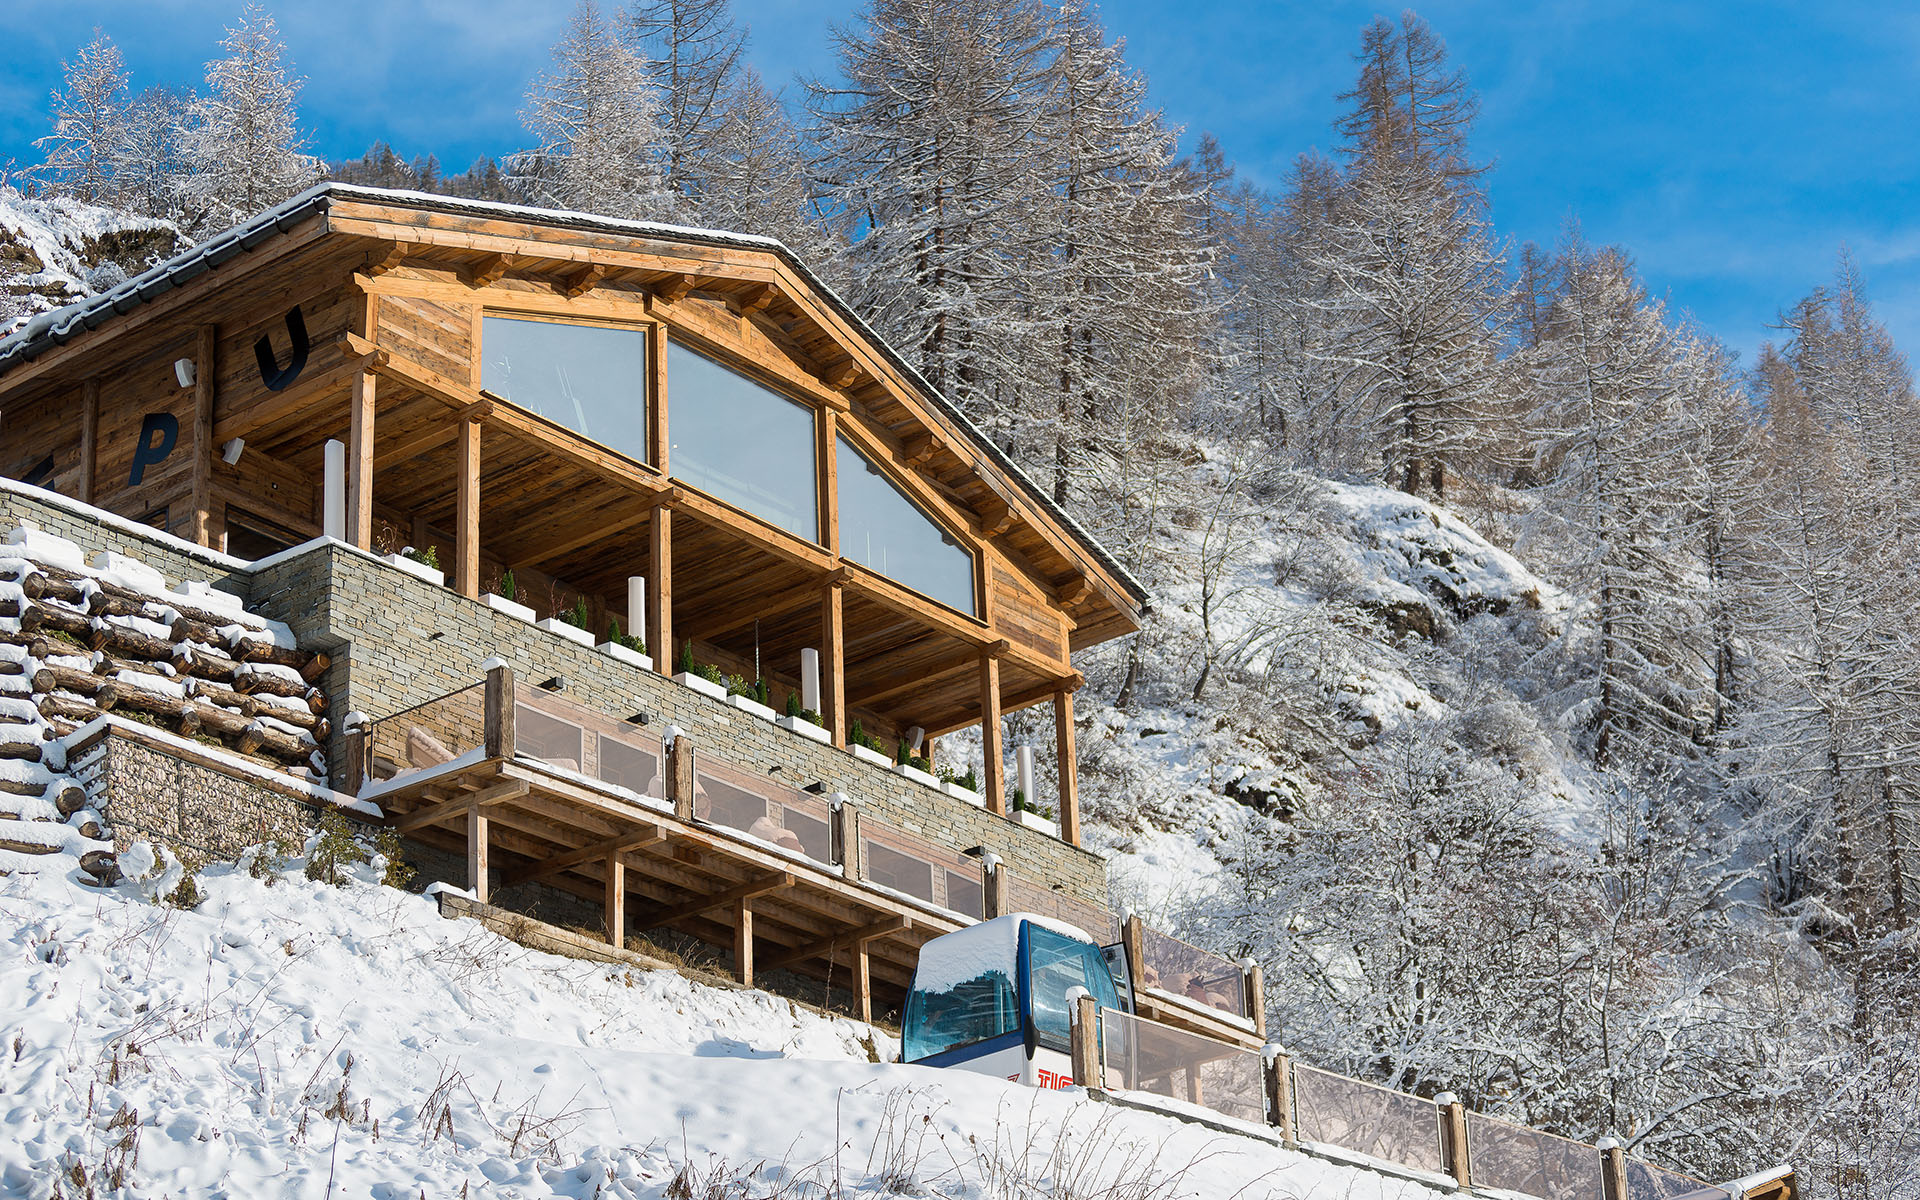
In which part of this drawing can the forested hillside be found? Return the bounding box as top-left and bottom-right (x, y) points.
(7, 3), (1917, 1195)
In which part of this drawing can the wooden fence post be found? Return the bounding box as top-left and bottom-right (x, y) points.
(1069, 991), (1100, 1090)
(1263, 1044), (1294, 1143)
(1122, 913), (1145, 987)
(1598, 1138), (1628, 1200)
(483, 661), (514, 759)
(982, 853), (1007, 919)
(666, 727), (695, 822)
(830, 793), (860, 882)
(1435, 1092), (1471, 1189)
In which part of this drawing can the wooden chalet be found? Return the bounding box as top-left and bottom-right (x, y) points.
(0, 185), (1147, 835)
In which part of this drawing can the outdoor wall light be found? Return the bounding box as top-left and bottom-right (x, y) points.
(539, 676), (566, 691)
(625, 711), (651, 725)
(221, 437), (245, 464)
(173, 358), (196, 388)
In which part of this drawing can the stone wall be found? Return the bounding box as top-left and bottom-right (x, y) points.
(77, 724), (351, 863)
(0, 481), (250, 597)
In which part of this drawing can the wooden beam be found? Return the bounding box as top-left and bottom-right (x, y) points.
(648, 502), (672, 674)
(901, 433), (938, 468)
(605, 854), (626, 949)
(508, 504), (651, 569)
(467, 253), (511, 288)
(976, 496), (1013, 538)
(823, 580), (845, 747)
(738, 283), (777, 313)
(758, 915), (909, 973)
(1055, 687), (1080, 847)
(189, 324), (218, 547)
(365, 241), (412, 277)
(389, 777), (529, 835)
(502, 823), (664, 888)
(79, 378), (99, 504)
(844, 642), (981, 708)
(735, 896), (755, 986)
(656, 273), (697, 302)
(456, 419), (480, 597)
(680, 587), (818, 645)
(347, 368), (375, 549)
(373, 422), (456, 472)
(564, 262), (608, 298)
(980, 652), (1005, 816)
(823, 358), (862, 390)
(642, 871), (792, 929)
(468, 805), (490, 903)
(855, 942), (872, 1024)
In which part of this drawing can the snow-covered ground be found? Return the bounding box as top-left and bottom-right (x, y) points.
(0, 187), (182, 328)
(0, 845), (1454, 1199)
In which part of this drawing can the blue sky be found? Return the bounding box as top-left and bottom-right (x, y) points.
(4, 0), (1917, 369)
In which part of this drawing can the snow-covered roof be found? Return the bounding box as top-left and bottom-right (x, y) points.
(0, 183), (1149, 613)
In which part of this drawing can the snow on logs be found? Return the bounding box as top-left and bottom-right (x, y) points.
(0, 548), (329, 774)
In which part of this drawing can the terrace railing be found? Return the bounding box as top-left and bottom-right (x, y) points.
(352, 672), (1763, 1200)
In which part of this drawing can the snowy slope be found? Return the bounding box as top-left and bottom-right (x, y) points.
(0, 848), (1453, 1199)
(0, 187), (183, 329)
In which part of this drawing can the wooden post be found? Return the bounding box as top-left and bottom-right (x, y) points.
(822, 580), (845, 746)
(831, 795), (860, 881)
(1244, 960), (1267, 1037)
(1436, 1093), (1471, 1188)
(455, 420), (480, 598)
(648, 318), (669, 471)
(818, 408), (839, 553)
(667, 732), (695, 821)
(483, 662), (514, 759)
(342, 726), (366, 795)
(1263, 1047), (1295, 1142)
(982, 857), (1007, 919)
(604, 853), (626, 948)
(853, 943), (872, 1023)
(980, 650), (1005, 815)
(1123, 914), (1145, 988)
(189, 325), (217, 546)
(734, 896), (754, 986)
(468, 805), (490, 904)
(1069, 993), (1100, 1089)
(79, 378), (99, 504)
(348, 369), (375, 550)
(1598, 1139), (1628, 1200)
(1054, 685), (1080, 845)
(647, 503), (672, 674)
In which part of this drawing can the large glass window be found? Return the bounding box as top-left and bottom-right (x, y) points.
(481, 316), (649, 464)
(838, 436), (976, 614)
(1024, 924), (1122, 1053)
(667, 341), (817, 540)
(903, 966), (1018, 1062)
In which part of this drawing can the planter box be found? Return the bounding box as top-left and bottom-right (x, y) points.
(536, 617), (596, 647)
(850, 743), (894, 769)
(726, 693), (778, 722)
(1015, 809), (1061, 837)
(597, 642), (654, 671)
(383, 553), (445, 586)
(777, 714), (832, 744)
(895, 763), (941, 790)
(942, 781), (984, 807)
(674, 671), (728, 701)
(483, 593), (536, 623)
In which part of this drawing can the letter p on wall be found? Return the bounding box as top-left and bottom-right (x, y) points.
(129, 412), (179, 486)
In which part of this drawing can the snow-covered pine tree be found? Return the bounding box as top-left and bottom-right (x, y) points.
(516, 0), (673, 221)
(176, 5), (322, 233)
(115, 84), (197, 225)
(692, 67), (836, 266)
(627, 0), (745, 204)
(1304, 13), (1506, 500)
(33, 30), (132, 205)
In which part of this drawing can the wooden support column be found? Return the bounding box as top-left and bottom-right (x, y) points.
(79, 378), (99, 504)
(1437, 1093), (1471, 1188)
(980, 650), (1005, 815)
(1598, 1140), (1628, 1200)
(483, 662), (515, 758)
(468, 805), (490, 904)
(342, 725), (366, 795)
(822, 579), (846, 746)
(347, 368), (375, 549)
(1245, 960), (1267, 1038)
(982, 857), (1007, 919)
(648, 503), (672, 675)
(604, 853), (626, 948)
(854, 942), (872, 1024)
(734, 897), (754, 987)
(667, 732), (695, 821)
(1070, 993), (1100, 1089)
(455, 419), (480, 597)
(189, 325), (217, 546)
(1055, 685), (1080, 846)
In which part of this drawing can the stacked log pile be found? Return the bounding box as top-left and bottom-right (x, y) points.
(0, 522), (333, 884)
